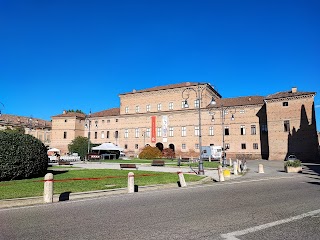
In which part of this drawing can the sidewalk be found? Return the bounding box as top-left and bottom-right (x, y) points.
(0, 160), (304, 209)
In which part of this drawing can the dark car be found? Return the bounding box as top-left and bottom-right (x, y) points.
(286, 155), (298, 161)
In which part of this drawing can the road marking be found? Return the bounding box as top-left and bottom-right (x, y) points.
(220, 208), (320, 240)
(222, 176), (297, 185)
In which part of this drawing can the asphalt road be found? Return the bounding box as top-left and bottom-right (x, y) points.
(1, 170), (320, 240)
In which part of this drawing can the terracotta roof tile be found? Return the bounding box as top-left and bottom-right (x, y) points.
(52, 112), (86, 118)
(266, 89), (316, 100)
(0, 114), (51, 128)
(91, 108), (120, 117)
(207, 96), (265, 108)
(119, 82), (222, 98)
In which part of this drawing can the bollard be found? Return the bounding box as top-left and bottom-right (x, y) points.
(218, 165), (225, 182)
(128, 172), (135, 193)
(233, 161), (238, 175)
(258, 164), (264, 173)
(177, 171), (187, 187)
(44, 173), (54, 203)
(229, 158), (232, 166)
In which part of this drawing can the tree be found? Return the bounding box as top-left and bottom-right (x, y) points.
(68, 136), (90, 160)
(66, 109), (85, 114)
(0, 131), (48, 180)
(139, 145), (162, 159)
(2, 126), (25, 134)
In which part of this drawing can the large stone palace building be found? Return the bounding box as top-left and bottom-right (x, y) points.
(48, 82), (319, 162)
(1, 82), (318, 161)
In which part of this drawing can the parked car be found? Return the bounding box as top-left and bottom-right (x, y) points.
(286, 155), (298, 161)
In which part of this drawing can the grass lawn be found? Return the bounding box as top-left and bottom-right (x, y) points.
(0, 169), (204, 200)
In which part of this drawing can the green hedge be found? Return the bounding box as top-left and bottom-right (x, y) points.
(0, 131), (48, 181)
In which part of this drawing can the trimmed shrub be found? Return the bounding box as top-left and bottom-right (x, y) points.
(284, 159), (302, 167)
(162, 148), (175, 159)
(139, 146), (162, 159)
(0, 131), (48, 181)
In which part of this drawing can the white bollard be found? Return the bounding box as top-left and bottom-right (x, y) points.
(44, 173), (54, 203)
(229, 158), (232, 166)
(258, 164), (264, 173)
(177, 171), (187, 187)
(233, 161), (238, 175)
(128, 172), (135, 193)
(218, 165), (225, 182)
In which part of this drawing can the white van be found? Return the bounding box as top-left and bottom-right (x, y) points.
(210, 146), (222, 160)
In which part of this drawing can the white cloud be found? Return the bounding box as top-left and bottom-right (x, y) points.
(316, 105), (320, 109)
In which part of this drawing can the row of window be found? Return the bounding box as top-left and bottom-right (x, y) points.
(125, 102), (251, 114)
(62, 124), (267, 139)
(123, 142), (259, 150)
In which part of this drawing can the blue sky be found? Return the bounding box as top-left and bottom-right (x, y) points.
(1, 0), (319, 130)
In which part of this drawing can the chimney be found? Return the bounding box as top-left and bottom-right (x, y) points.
(292, 87), (297, 93)
(63, 110), (66, 114)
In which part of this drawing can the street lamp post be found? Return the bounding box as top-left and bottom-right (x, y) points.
(0, 102), (4, 116)
(85, 111), (91, 160)
(182, 83), (209, 175)
(211, 101), (236, 167)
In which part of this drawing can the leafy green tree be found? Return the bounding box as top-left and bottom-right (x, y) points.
(0, 131), (48, 180)
(68, 136), (90, 160)
(66, 109), (85, 114)
(2, 126), (25, 134)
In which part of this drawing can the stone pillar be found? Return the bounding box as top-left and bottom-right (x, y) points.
(44, 173), (54, 203)
(233, 161), (238, 175)
(128, 172), (135, 193)
(177, 171), (187, 187)
(218, 165), (225, 182)
(258, 164), (264, 173)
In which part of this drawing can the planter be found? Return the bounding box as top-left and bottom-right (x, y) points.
(285, 166), (302, 173)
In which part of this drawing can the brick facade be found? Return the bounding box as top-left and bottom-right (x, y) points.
(49, 82), (319, 162)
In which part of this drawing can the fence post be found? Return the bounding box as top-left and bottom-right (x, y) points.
(128, 172), (135, 193)
(44, 173), (54, 203)
(218, 165), (225, 182)
(177, 171), (187, 187)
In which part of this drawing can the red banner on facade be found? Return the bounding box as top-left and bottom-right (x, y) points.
(151, 116), (156, 143)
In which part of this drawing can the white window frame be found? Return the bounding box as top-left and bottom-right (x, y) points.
(194, 126), (200, 136)
(169, 127), (174, 137)
(181, 126), (186, 137)
(135, 128), (139, 138)
(209, 126), (214, 136)
(169, 102), (173, 110)
(124, 129), (128, 138)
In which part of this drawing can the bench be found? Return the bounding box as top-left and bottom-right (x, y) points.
(58, 161), (72, 165)
(181, 158), (190, 162)
(120, 164), (138, 170)
(151, 160), (165, 166)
